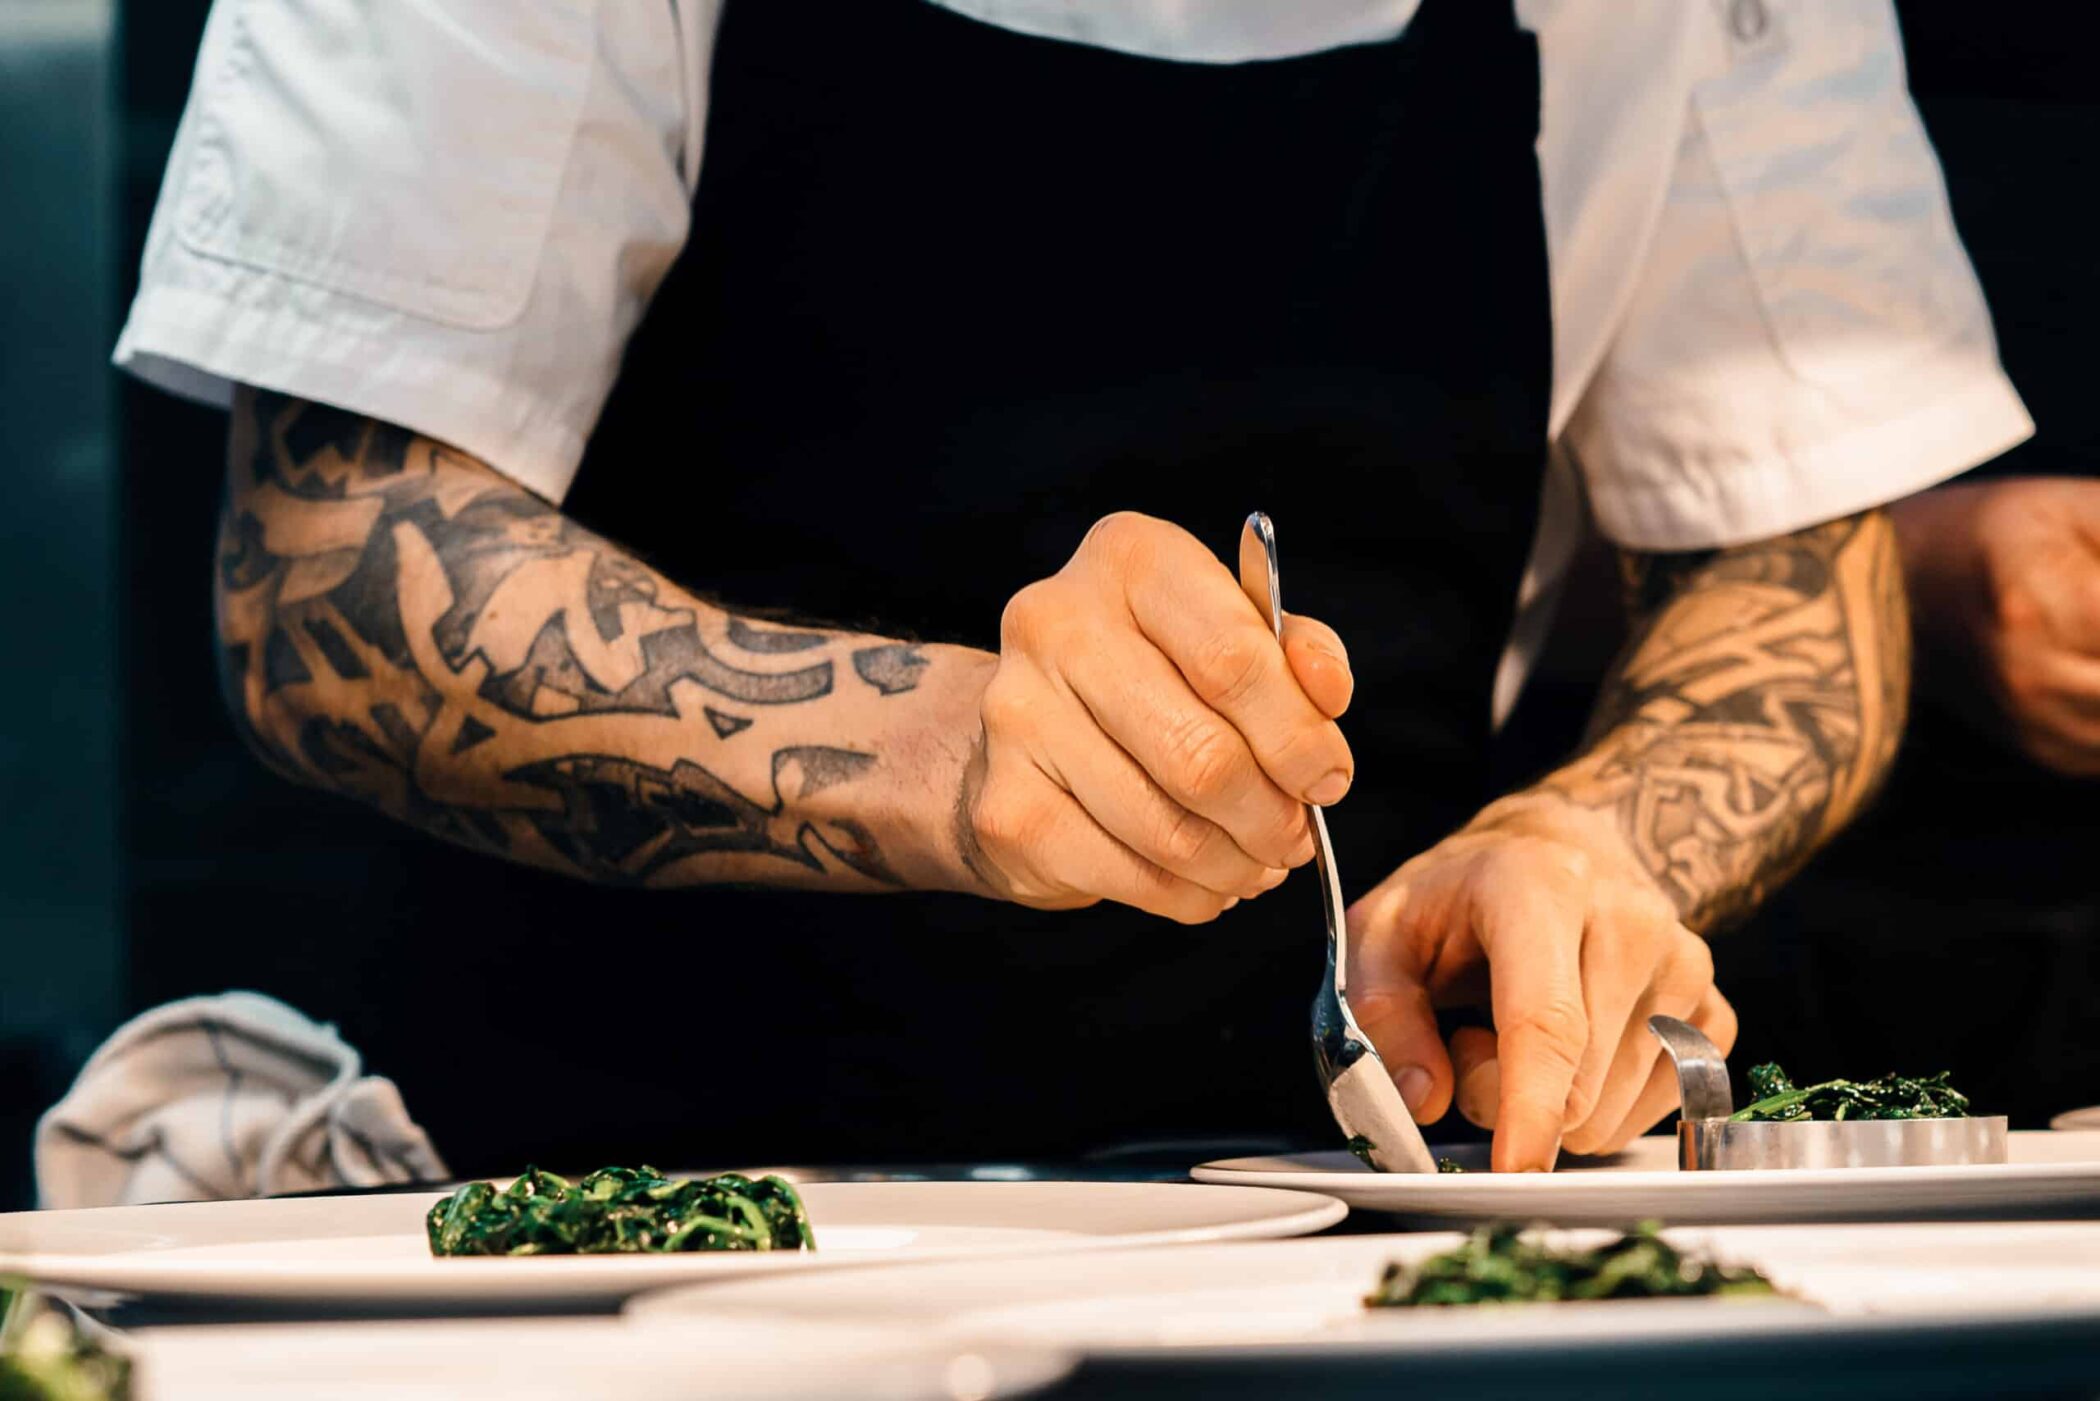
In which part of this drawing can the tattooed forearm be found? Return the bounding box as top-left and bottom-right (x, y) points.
(214, 390), (987, 891)
(1539, 511), (1910, 932)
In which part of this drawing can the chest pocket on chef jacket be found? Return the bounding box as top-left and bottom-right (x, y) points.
(1690, 0), (1980, 387)
(175, 0), (598, 330)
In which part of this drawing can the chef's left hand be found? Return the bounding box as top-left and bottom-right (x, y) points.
(1345, 795), (1735, 1171)
(1894, 475), (2100, 776)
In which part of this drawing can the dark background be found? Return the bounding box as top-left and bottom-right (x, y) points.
(3, 3), (2096, 1208)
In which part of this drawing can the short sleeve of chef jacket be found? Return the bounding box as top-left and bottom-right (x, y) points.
(113, 0), (702, 504)
(1536, 0), (2030, 549)
(116, 0), (2032, 546)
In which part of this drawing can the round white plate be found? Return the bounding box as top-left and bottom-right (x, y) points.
(1190, 1130), (2100, 1225)
(0, 1180), (1342, 1308)
(134, 1316), (1071, 1400)
(631, 1222), (2100, 1363)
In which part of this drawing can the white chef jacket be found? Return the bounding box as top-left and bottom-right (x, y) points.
(114, 0), (2033, 719)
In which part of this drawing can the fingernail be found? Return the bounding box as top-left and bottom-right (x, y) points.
(1395, 1066), (1433, 1116)
(1457, 1059), (1501, 1129)
(1222, 897), (1240, 911)
(1258, 866), (1289, 892)
(1306, 770), (1351, 806)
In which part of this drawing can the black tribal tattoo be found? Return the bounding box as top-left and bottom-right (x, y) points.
(852, 644), (930, 696)
(214, 392), (931, 889)
(1546, 512), (1910, 932)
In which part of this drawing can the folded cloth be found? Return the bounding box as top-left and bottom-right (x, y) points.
(35, 992), (448, 1209)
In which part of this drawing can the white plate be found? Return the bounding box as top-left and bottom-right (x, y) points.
(631, 1222), (2100, 1363)
(1190, 1130), (2100, 1225)
(0, 1180), (1342, 1308)
(133, 1316), (1071, 1400)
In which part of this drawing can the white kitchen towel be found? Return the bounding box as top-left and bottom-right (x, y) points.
(34, 992), (448, 1209)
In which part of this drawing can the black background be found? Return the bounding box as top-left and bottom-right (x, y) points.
(40, 2), (2098, 1209)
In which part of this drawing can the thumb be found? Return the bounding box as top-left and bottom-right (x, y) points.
(1282, 612), (1354, 719)
(1348, 959), (1453, 1125)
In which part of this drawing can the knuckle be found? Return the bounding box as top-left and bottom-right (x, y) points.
(1188, 626), (1272, 708)
(1705, 995), (1741, 1055)
(1163, 715), (1243, 805)
(1991, 575), (2044, 640)
(972, 784), (1044, 860)
(1548, 842), (1593, 887)
(977, 675), (1031, 739)
(1151, 805), (1218, 871)
(1667, 931), (1716, 987)
(999, 583), (1051, 650)
(1080, 511), (1156, 567)
(1269, 722), (1347, 783)
(1253, 799), (1309, 863)
(1624, 885), (1678, 931)
(1506, 996), (1589, 1068)
(1490, 836), (1590, 892)
(1131, 861), (1216, 925)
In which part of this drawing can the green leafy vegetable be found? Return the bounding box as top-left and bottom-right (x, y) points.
(426, 1166), (815, 1257)
(1347, 1135), (1465, 1173)
(1364, 1222), (1777, 1308)
(0, 1283), (129, 1401)
(1730, 1063), (1970, 1123)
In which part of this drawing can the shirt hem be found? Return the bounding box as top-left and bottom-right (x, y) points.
(111, 285), (587, 504)
(1585, 370), (2035, 552)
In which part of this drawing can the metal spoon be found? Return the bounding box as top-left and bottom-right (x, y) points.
(1239, 512), (1437, 1174)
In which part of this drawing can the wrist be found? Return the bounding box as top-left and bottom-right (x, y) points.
(1463, 779), (1662, 897)
(1890, 485), (1990, 665)
(863, 644), (1001, 896)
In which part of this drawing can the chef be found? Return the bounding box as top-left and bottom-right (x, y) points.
(114, 0), (2030, 1173)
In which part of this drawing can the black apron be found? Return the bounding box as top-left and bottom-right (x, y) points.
(422, 0), (1550, 1171)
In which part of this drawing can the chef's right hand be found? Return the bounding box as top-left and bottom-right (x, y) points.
(958, 512), (1354, 922)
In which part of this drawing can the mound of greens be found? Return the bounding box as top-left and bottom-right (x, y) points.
(1729, 1063), (1970, 1123)
(1365, 1222), (1777, 1308)
(0, 1284), (129, 1401)
(426, 1166), (815, 1257)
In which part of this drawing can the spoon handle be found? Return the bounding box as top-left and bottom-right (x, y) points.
(1240, 513), (1353, 992)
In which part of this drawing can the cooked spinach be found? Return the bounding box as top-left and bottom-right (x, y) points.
(426, 1166), (815, 1257)
(1364, 1222), (1777, 1308)
(1730, 1063), (1970, 1123)
(1347, 1132), (1465, 1174)
(0, 1284), (129, 1401)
